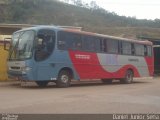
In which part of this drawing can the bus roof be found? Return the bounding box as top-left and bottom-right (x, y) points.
(13, 26), (153, 46)
(62, 28), (152, 45)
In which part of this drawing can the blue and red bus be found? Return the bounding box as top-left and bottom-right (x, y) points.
(5, 26), (154, 87)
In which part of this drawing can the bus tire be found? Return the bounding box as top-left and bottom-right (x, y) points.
(36, 81), (49, 87)
(57, 70), (71, 88)
(101, 79), (112, 84)
(120, 70), (133, 84)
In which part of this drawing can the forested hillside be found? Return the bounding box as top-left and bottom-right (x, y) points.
(0, 0), (160, 38)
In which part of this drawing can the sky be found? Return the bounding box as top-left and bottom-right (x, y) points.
(84, 0), (160, 20)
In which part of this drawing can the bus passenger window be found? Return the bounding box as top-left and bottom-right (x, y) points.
(144, 45), (147, 56)
(58, 41), (66, 49)
(58, 31), (82, 50)
(72, 34), (82, 50)
(147, 46), (152, 56)
(134, 44), (145, 56)
(107, 39), (118, 54)
(58, 31), (68, 50)
(75, 42), (82, 49)
(95, 38), (101, 52)
(83, 35), (96, 52)
(100, 39), (107, 52)
(131, 43), (135, 55)
(122, 42), (132, 55)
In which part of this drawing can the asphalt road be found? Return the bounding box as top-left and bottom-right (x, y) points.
(0, 78), (160, 114)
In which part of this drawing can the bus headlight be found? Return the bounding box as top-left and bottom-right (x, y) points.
(21, 66), (32, 74)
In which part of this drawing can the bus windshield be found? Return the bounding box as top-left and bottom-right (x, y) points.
(9, 30), (35, 60)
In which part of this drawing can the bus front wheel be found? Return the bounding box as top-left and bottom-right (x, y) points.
(56, 70), (71, 88)
(120, 70), (133, 84)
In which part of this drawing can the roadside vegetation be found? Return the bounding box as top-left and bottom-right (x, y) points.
(0, 0), (160, 38)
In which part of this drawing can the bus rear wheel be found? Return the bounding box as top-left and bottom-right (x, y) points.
(120, 70), (133, 84)
(56, 70), (71, 88)
(101, 79), (112, 84)
(36, 81), (49, 87)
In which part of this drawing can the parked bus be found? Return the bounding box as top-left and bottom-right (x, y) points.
(4, 26), (154, 87)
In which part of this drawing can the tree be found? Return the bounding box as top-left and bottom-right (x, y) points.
(74, 0), (83, 6)
(90, 1), (99, 9)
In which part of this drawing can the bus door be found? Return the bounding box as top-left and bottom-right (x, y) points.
(153, 45), (160, 75)
(34, 29), (56, 81)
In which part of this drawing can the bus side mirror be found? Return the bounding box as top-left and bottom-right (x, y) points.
(4, 38), (11, 51)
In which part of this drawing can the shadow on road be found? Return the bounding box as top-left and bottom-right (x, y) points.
(2, 79), (151, 89)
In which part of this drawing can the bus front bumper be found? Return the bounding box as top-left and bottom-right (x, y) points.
(7, 70), (30, 81)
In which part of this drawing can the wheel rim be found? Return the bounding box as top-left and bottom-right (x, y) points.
(61, 75), (69, 83)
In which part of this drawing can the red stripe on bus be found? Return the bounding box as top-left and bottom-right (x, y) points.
(69, 50), (140, 79)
